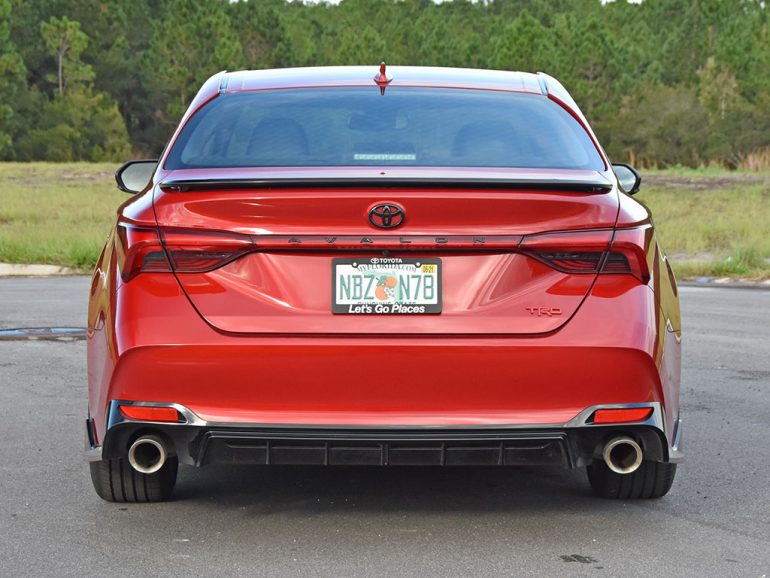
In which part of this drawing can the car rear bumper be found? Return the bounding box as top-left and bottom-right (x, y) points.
(88, 277), (682, 462)
(86, 400), (683, 467)
(104, 340), (666, 424)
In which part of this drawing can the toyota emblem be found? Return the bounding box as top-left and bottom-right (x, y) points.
(368, 203), (405, 229)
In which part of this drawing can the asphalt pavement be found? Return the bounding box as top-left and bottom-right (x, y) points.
(0, 277), (768, 577)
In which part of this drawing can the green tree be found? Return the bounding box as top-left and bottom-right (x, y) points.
(40, 16), (93, 95)
(604, 83), (709, 168)
(490, 11), (550, 73)
(0, 0), (26, 157)
(3, 0), (770, 165)
(337, 25), (387, 65)
(11, 10), (131, 162)
(231, 1), (281, 68)
(146, 0), (243, 121)
(15, 89), (131, 162)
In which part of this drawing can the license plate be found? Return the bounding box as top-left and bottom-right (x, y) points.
(332, 257), (442, 314)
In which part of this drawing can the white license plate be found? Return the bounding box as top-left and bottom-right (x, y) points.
(332, 257), (442, 314)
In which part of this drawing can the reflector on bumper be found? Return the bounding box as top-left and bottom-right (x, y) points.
(119, 405), (181, 423)
(592, 407), (653, 424)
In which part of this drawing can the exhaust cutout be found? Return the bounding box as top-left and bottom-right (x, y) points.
(128, 435), (168, 474)
(602, 436), (643, 475)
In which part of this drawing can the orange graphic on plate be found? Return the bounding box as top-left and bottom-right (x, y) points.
(375, 275), (398, 301)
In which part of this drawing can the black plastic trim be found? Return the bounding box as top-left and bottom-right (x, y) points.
(99, 422), (668, 469)
(115, 159), (159, 194)
(159, 177), (613, 193)
(611, 163), (642, 195)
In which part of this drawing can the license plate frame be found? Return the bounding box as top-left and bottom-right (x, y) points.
(332, 257), (442, 314)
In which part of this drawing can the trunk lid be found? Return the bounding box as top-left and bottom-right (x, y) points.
(152, 168), (618, 335)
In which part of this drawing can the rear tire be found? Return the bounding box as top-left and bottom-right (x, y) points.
(89, 456), (178, 502)
(587, 459), (676, 499)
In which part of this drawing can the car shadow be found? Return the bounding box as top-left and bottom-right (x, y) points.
(171, 464), (600, 514)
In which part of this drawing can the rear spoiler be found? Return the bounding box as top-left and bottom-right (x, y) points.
(159, 176), (614, 193)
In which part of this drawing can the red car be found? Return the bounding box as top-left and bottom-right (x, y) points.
(86, 66), (682, 502)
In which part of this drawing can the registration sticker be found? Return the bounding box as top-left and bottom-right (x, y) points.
(332, 257), (442, 314)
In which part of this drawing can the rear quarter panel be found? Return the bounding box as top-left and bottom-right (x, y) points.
(616, 191), (682, 432)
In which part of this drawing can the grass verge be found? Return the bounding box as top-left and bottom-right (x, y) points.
(637, 170), (770, 279)
(0, 163), (125, 269)
(0, 163), (768, 278)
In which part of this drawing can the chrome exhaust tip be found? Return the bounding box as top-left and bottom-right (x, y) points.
(128, 435), (168, 474)
(602, 436), (643, 475)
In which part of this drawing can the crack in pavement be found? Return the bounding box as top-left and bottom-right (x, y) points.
(0, 327), (87, 341)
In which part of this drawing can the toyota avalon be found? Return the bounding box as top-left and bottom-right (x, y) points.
(86, 65), (682, 502)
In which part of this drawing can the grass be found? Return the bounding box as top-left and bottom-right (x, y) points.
(0, 163), (126, 268)
(673, 250), (768, 279)
(637, 170), (770, 279)
(0, 163), (768, 278)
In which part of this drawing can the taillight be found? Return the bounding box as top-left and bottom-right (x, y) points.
(609, 227), (651, 283)
(602, 252), (632, 273)
(520, 227), (650, 282)
(116, 223), (254, 281)
(116, 224), (170, 281)
(521, 229), (612, 274)
(160, 228), (254, 272)
(530, 251), (605, 273)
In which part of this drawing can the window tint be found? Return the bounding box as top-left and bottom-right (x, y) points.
(165, 87), (605, 171)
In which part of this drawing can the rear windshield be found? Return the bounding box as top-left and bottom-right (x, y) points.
(164, 87), (605, 171)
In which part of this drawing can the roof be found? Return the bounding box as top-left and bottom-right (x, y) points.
(220, 66), (545, 94)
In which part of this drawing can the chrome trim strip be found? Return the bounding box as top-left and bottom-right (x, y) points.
(218, 72), (229, 93)
(84, 446), (102, 462)
(83, 417), (102, 462)
(564, 402), (665, 431)
(668, 417), (684, 463)
(107, 400), (662, 431)
(106, 400), (206, 428)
